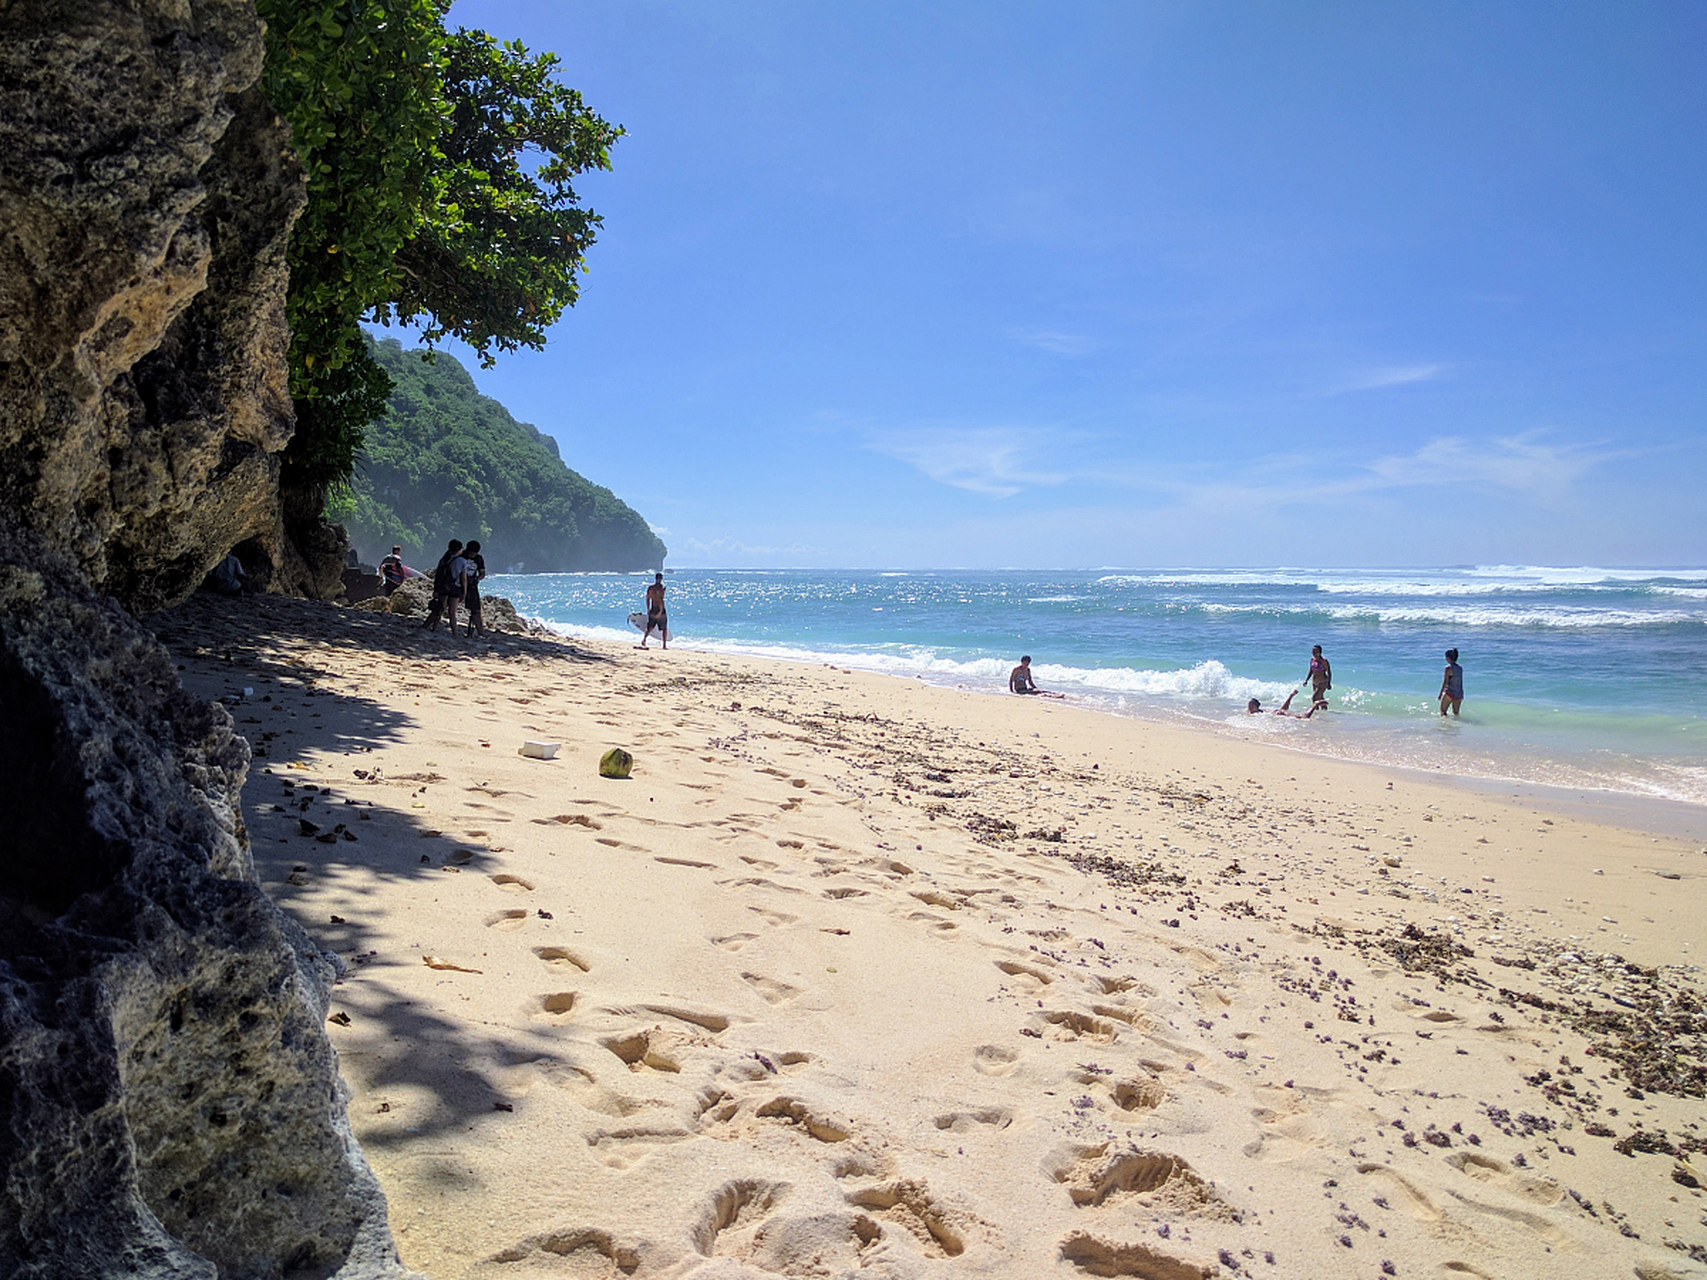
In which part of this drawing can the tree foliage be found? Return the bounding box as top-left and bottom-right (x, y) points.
(329, 338), (665, 573)
(255, 0), (621, 489)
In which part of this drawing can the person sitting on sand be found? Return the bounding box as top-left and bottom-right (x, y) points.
(1439, 648), (1464, 717)
(639, 572), (667, 649)
(1247, 689), (1315, 718)
(1305, 644), (1332, 710)
(1009, 656), (1064, 698)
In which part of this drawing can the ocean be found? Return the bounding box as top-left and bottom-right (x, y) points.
(488, 566), (1707, 817)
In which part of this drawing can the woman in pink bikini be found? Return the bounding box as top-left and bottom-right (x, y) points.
(1305, 645), (1332, 710)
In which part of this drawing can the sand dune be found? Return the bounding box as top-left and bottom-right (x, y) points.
(154, 592), (1707, 1280)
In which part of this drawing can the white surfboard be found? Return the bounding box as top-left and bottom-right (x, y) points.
(628, 611), (671, 643)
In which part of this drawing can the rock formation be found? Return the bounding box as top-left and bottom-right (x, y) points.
(0, 0), (344, 610)
(0, 2), (412, 1276)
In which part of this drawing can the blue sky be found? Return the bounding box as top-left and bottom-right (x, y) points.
(418, 1), (1706, 568)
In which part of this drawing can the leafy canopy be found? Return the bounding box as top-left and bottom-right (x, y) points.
(256, 1), (621, 488)
(329, 338), (665, 573)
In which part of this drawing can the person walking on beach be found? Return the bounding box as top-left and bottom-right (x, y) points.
(1439, 648), (1464, 717)
(421, 539), (464, 633)
(1305, 644), (1332, 711)
(462, 540), (487, 637)
(639, 572), (668, 649)
(379, 546), (412, 596)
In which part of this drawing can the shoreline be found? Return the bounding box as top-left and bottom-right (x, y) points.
(532, 617), (1707, 829)
(156, 591), (1707, 1280)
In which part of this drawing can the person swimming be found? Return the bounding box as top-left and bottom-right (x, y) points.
(1247, 689), (1315, 718)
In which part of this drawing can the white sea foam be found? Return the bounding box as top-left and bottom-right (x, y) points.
(1189, 601), (1702, 629)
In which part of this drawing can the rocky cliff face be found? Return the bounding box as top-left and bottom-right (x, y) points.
(0, 0), (343, 609)
(0, 3), (410, 1276)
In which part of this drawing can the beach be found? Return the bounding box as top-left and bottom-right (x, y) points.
(154, 591), (1707, 1280)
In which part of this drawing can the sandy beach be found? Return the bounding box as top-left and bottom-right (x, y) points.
(152, 592), (1707, 1280)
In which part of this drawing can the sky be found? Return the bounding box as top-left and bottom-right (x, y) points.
(417, 0), (1707, 569)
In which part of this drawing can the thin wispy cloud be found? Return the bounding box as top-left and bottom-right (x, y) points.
(1361, 431), (1613, 498)
(865, 426), (1069, 497)
(1011, 328), (1100, 357)
(1332, 362), (1450, 394)
(680, 535), (825, 558)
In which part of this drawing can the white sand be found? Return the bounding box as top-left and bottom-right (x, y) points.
(158, 594), (1707, 1280)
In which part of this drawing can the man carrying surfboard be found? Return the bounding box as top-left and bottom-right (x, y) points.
(639, 572), (668, 649)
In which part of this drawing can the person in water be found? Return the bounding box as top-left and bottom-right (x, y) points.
(1247, 689), (1315, 718)
(1305, 645), (1332, 710)
(1009, 656), (1064, 697)
(639, 572), (668, 649)
(1439, 648), (1464, 717)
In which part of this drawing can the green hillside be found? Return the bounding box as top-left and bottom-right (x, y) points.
(330, 338), (665, 572)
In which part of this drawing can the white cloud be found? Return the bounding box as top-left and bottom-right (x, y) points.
(865, 426), (1069, 497)
(1333, 362), (1449, 394)
(1012, 328), (1100, 356)
(1361, 431), (1612, 498)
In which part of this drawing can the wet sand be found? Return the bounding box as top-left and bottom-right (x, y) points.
(155, 591), (1707, 1280)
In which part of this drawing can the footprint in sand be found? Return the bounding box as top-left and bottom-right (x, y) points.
(1057, 1233), (1213, 1279)
(749, 907), (797, 927)
(655, 856), (718, 868)
(1054, 1145), (1226, 1214)
(490, 873), (534, 892)
(1444, 1150), (1565, 1207)
(995, 959), (1056, 989)
(741, 972), (801, 1005)
(713, 933), (760, 952)
(972, 1045), (1019, 1077)
(1355, 1162), (1445, 1221)
(692, 1179), (790, 1259)
(469, 1228), (639, 1280)
(843, 1180), (965, 1260)
(486, 908), (530, 931)
(539, 991), (577, 1016)
(932, 1107), (1013, 1133)
(1039, 1010), (1120, 1044)
(533, 945), (590, 971)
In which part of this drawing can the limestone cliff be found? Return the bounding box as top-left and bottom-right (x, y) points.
(0, 0), (344, 609)
(0, 2), (411, 1276)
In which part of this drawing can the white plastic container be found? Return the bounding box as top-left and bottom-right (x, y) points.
(519, 740), (561, 760)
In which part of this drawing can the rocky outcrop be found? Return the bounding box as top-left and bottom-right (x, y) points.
(0, 2), (413, 1276)
(0, 0), (342, 610)
(0, 530), (411, 1279)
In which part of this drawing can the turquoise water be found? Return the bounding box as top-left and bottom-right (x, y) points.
(489, 566), (1707, 808)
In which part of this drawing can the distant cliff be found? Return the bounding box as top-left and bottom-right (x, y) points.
(336, 338), (665, 572)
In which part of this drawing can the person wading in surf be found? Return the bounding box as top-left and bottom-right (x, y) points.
(1439, 648), (1464, 717)
(639, 573), (668, 649)
(1305, 645), (1332, 711)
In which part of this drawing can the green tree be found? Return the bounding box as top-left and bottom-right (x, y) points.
(255, 1), (621, 490)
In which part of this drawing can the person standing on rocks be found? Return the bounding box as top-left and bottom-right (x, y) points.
(421, 540), (464, 633)
(463, 540), (487, 638)
(379, 546), (413, 596)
